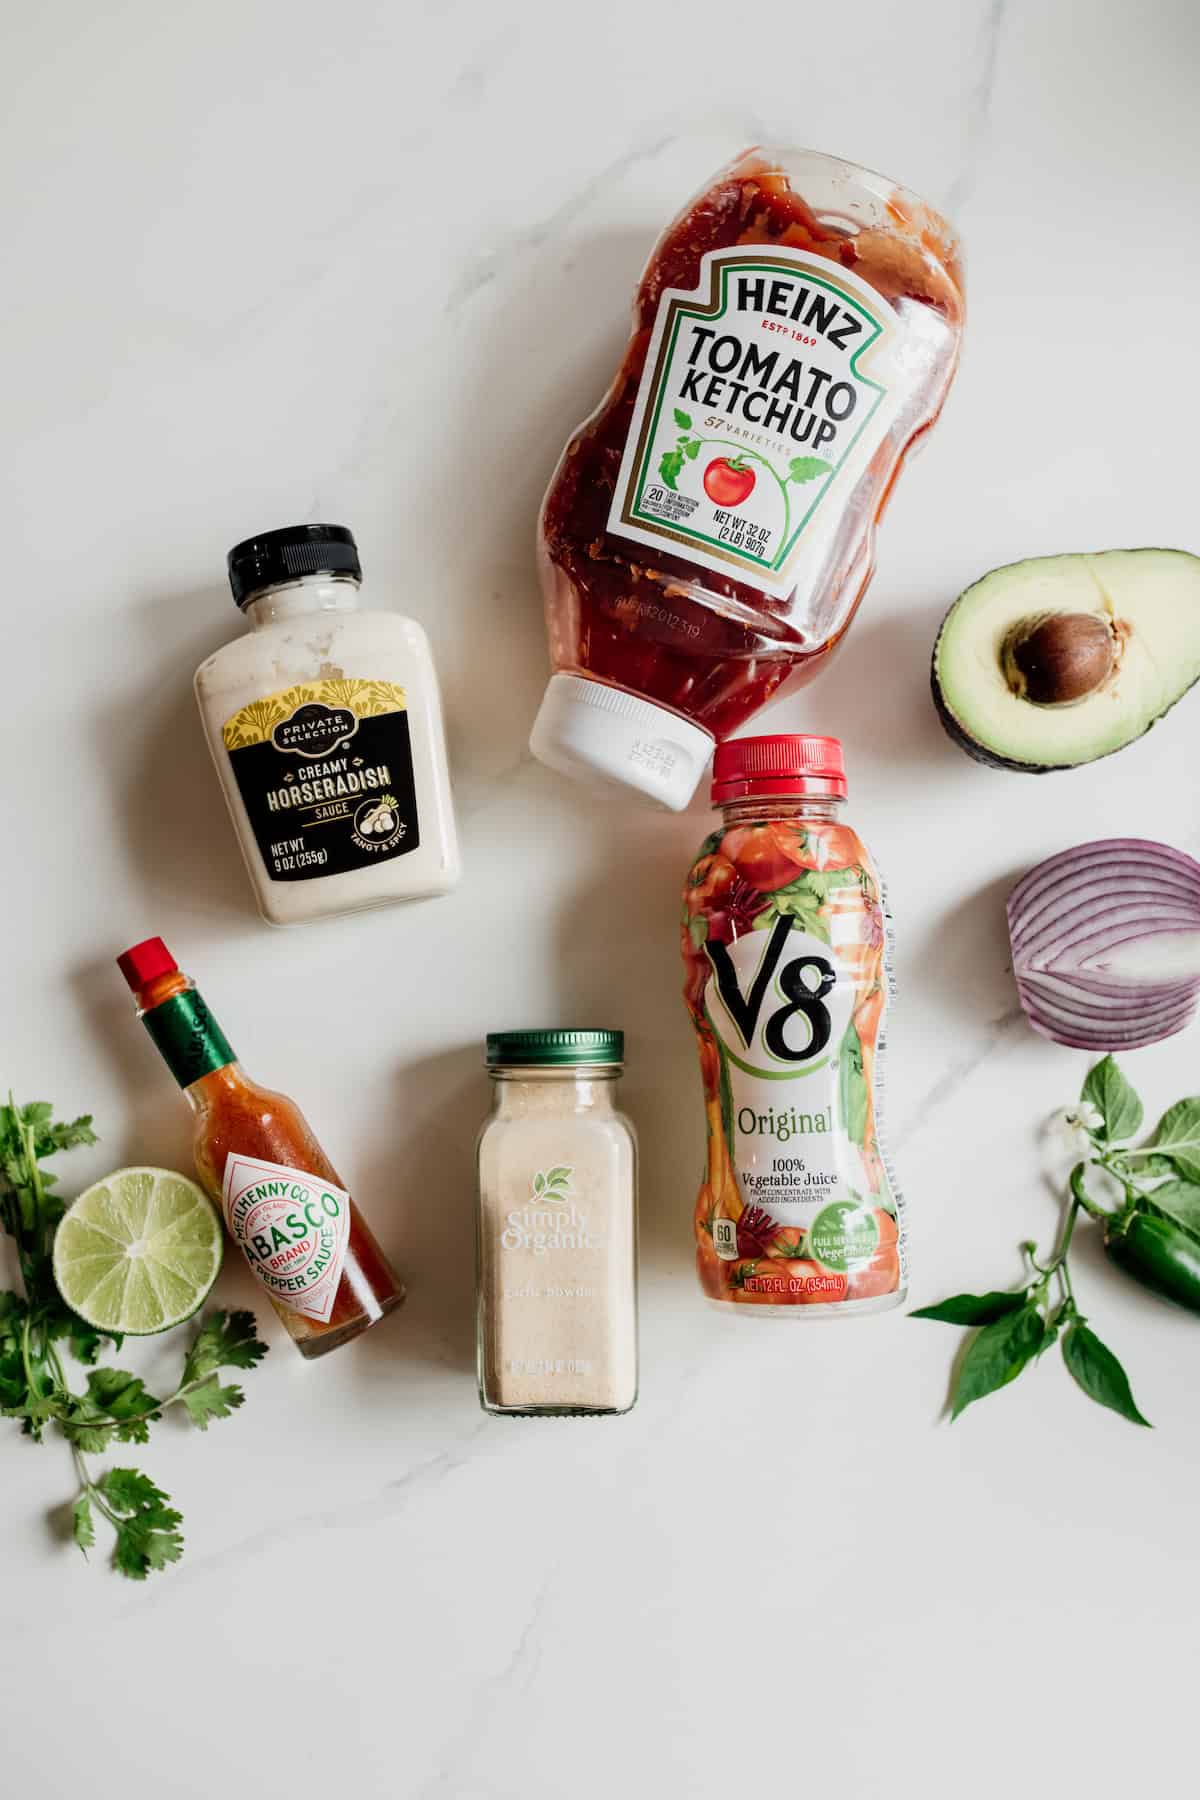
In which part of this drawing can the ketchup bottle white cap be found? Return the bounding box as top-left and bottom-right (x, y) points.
(529, 672), (714, 811)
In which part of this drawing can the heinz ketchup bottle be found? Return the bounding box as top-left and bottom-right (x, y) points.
(532, 148), (964, 808)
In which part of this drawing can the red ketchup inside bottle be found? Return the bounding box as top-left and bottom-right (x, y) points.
(532, 147), (965, 809)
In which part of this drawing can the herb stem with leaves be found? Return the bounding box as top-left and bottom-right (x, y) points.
(0, 1096), (267, 1578)
(913, 1056), (1200, 1428)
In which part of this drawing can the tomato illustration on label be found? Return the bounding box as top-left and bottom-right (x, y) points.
(702, 457), (756, 508)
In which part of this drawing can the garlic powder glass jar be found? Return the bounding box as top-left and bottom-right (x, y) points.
(477, 1030), (638, 1416)
(195, 523), (460, 926)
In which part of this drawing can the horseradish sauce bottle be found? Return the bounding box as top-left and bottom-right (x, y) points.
(196, 523), (460, 926)
(681, 735), (905, 1313)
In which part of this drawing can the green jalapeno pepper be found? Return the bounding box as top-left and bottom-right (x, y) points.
(1105, 1208), (1200, 1314)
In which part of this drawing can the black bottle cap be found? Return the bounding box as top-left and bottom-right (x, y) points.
(226, 524), (361, 608)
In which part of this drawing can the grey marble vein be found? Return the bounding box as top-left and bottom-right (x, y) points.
(419, 1577), (553, 1796)
(893, 1004), (1027, 1150)
(945, 0), (1009, 218)
(444, 133), (678, 316)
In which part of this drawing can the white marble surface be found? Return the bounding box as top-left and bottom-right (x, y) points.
(4, 1), (1200, 1794)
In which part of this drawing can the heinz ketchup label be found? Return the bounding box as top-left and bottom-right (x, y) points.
(609, 246), (900, 600)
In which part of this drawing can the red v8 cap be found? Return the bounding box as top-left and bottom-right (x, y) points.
(711, 734), (846, 804)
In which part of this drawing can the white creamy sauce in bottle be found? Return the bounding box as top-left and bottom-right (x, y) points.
(195, 523), (460, 925)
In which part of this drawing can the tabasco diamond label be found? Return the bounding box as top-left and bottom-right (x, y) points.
(221, 1152), (351, 1323)
(607, 246), (899, 599)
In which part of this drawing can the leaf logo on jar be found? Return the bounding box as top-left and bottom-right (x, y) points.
(704, 917), (853, 1080)
(499, 1166), (604, 1255)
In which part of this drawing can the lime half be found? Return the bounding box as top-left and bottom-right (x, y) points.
(53, 1167), (223, 1335)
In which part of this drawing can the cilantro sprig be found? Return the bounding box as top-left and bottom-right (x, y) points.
(0, 1097), (267, 1579)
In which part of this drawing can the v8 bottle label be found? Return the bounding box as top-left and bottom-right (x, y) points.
(221, 1152), (351, 1323)
(705, 916), (856, 1229)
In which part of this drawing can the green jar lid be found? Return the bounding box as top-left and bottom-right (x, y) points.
(486, 1028), (624, 1067)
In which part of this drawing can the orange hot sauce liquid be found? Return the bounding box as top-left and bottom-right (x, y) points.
(136, 968), (404, 1357)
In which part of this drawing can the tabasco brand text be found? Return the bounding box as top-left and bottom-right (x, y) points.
(608, 247), (899, 599)
(221, 1151), (352, 1323)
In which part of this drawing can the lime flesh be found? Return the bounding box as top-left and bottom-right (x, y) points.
(53, 1167), (223, 1335)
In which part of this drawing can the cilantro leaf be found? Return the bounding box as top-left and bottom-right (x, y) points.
(114, 1516), (185, 1580)
(98, 1467), (163, 1512)
(0, 1291), (27, 1353)
(0, 1349), (29, 1413)
(73, 1494), (95, 1555)
(182, 1380), (245, 1430)
(182, 1310), (268, 1386)
(43, 1297), (120, 1365)
(99, 1468), (184, 1580)
(85, 1367), (161, 1421)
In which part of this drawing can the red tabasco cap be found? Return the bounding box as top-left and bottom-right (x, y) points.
(711, 734), (847, 804)
(116, 937), (179, 991)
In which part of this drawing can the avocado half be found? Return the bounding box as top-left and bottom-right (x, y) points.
(932, 549), (1200, 772)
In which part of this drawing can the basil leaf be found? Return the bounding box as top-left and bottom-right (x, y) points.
(1148, 1097), (1200, 1183)
(1082, 1055), (1143, 1142)
(1061, 1322), (1151, 1427)
(911, 1290), (1027, 1326)
(950, 1302), (1045, 1420)
(1121, 1152), (1177, 1181)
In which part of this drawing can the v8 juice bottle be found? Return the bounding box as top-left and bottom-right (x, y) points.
(681, 736), (905, 1313)
(532, 147), (964, 809)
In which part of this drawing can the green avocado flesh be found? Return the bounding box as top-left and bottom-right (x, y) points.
(933, 549), (1200, 771)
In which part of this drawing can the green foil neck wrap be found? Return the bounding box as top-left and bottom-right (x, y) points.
(142, 990), (236, 1088)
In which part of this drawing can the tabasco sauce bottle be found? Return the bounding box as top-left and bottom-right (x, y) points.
(117, 937), (405, 1357)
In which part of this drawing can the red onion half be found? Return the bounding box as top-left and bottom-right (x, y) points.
(1007, 839), (1200, 1050)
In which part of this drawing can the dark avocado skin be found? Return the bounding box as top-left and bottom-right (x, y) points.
(930, 615), (1061, 773)
(929, 551), (1200, 774)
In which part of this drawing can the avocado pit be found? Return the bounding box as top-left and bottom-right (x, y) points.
(1001, 610), (1118, 707)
